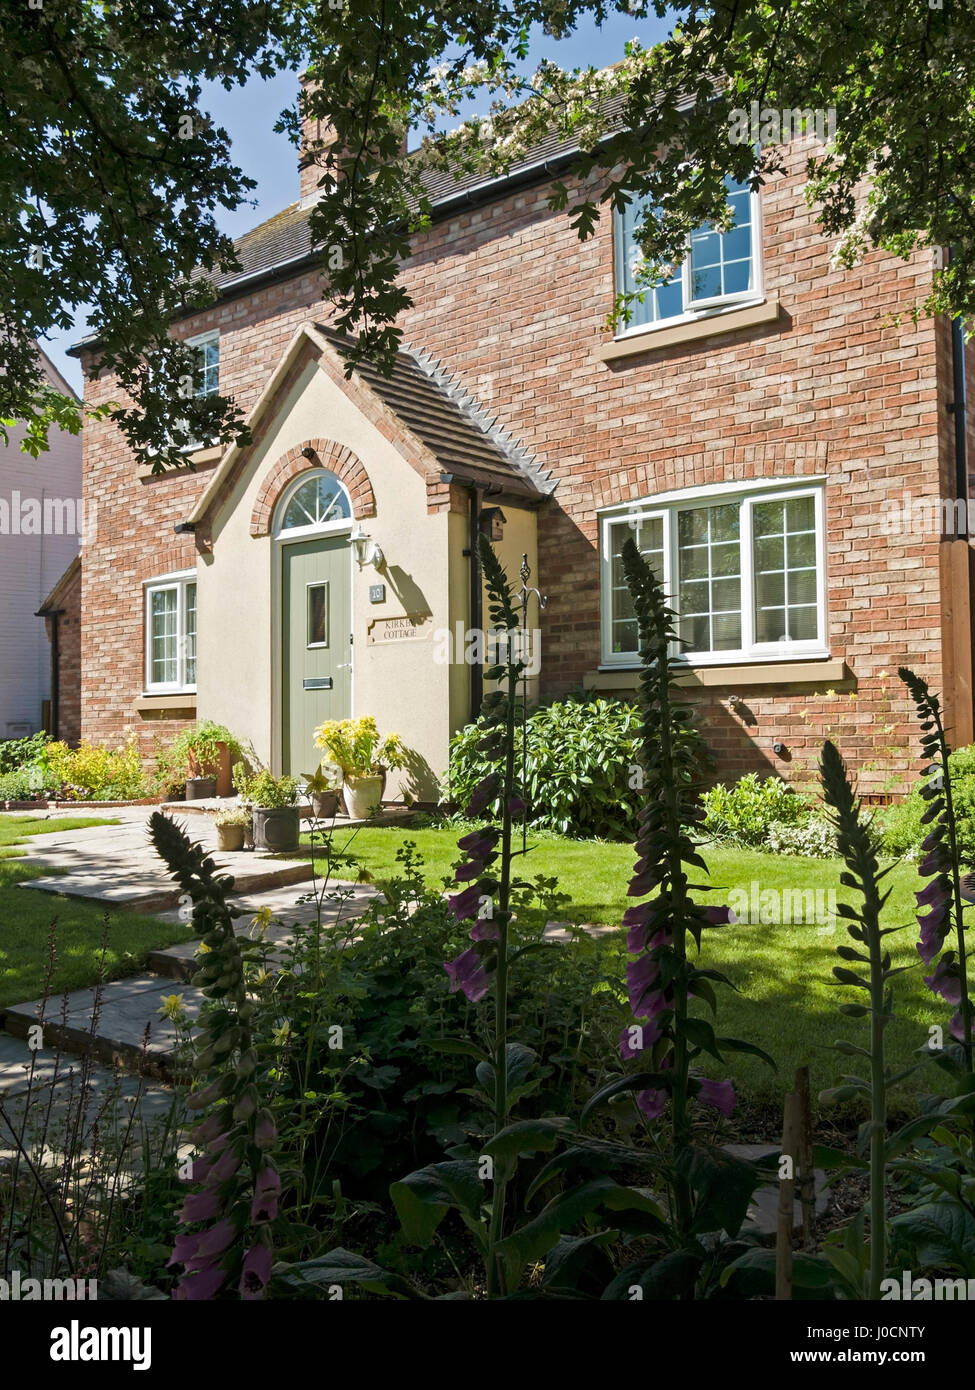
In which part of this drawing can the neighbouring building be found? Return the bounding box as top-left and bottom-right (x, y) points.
(0, 347), (83, 744)
(67, 94), (975, 800)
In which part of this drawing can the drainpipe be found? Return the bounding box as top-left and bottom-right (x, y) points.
(439, 473), (503, 722)
(34, 605), (63, 737)
(951, 314), (968, 534)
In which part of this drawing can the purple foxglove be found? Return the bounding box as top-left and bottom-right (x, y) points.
(174, 1263), (227, 1301)
(457, 827), (499, 853)
(619, 1017), (662, 1059)
(167, 1232), (202, 1269)
(465, 774), (499, 817)
(444, 947), (492, 1003)
(924, 960), (963, 1006)
(698, 1078), (736, 1118)
(251, 1166), (282, 1224)
(239, 1244), (273, 1300)
(628, 872), (660, 897)
(469, 918), (500, 941)
(194, 1219), (237, 1259)
(191, 1112), (229, 1146)
(204, 1145), (242, 1187)
(703, 905), (734, 925)
(622, 903), (651, 927)
(951, 1010), (972, 1043)
(626, 955), (659, 1014)
(917, 902), (949, 964)
(454, 859), (484, 883)
(915, 878), (948, 908)
(920, 846), (948, 876)
(627, 920), (649, 953)
(254, 1110), (277, 1151)
(636, 1088), (667, 1120)
(447, 884), (482, 922)
(177, 1188), (221, 1224)
(508, 795), (526, 815)
(921, 827), (946, 851)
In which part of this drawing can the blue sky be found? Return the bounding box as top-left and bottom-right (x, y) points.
(47, 8), (672, 391)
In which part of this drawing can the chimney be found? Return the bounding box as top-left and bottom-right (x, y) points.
(298, 73), (410, 206)
(299, 74), (340, 206)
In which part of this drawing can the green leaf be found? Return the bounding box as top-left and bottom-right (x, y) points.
(272, 1248), (424, 1300)
(580, 1071), (673, 1124)
(891, 1201), (975, 1275)
(390, 1161), (486, 1249)
(602, 1247), (703, 1301)
(426, 1038), (491, 1064)
(715, 1036), (777, 1069)
(481, 1117), (574, 1165)
(721, 1247), (836, 1296)
(676, 1144), (761, 1239)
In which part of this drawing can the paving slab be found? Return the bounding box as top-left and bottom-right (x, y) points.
(1, 975), (205, 1073)
(12, 808), (316, 913)
(148, 880), (380, 980)
(726, 1142), (829, 1236)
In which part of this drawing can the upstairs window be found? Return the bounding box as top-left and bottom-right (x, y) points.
(601, 483), (825, 666)
(145, 571), (197, 692)
(613, 175), (759, 332)
(187, 330), (219, 398)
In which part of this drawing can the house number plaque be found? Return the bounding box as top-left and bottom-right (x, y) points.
(367, 614), (433, 645)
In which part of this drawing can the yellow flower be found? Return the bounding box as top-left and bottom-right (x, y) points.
(250, 905), (275, 938)
(158, 993), (186, 1021)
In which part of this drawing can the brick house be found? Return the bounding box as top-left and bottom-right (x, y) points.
(67, 97), (975, 800)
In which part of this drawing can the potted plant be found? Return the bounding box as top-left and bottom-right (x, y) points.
(303, 761), (343, 819)
(213, 806), (251, 852)
(170, 721), (243, 799)
(313, 716), (408, 820)
(233, 764), (301, 852)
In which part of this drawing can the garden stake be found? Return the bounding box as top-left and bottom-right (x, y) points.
(796, 1064), (816, 1249)
(776, 1088), (800, 1300)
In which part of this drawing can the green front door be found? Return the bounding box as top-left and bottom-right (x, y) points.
(282, 535), (352, 773)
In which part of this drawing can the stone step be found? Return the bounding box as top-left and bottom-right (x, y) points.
(0, 975), (206, 1076)
(147, 881), (379, 980)
(21, 857), (315, 915)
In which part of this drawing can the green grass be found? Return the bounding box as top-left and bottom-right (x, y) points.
(0, 815), (196, 1010)
(312, 823), (943, 1110)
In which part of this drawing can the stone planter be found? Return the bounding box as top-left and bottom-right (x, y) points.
(343, 774), (383, 821)
(311, 790), (341, 819)
(186, 776), (217, 801)
(252, 806), (300, 853)
(187, 743), (233, 798)
(216, 823), (246, 852)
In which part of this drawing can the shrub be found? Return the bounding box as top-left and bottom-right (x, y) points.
(877, 743), (975, 861)
(764, 814), (836, 858)
(701, 772), (813, 847)
(0, 730), (51, 775)
(444, 695), (651, 839)
(45, 737), (150, 801)
(0, 768), (44, 801)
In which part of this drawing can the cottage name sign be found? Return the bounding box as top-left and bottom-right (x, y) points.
(367, 614), (433, 645)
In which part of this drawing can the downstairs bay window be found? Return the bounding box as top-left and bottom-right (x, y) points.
(144, 571), (197, 692)
(600, 482), (826, 666)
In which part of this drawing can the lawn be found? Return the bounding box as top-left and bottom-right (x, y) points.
(0, 815), (196, 1010)
(311, 822), (940, 1111)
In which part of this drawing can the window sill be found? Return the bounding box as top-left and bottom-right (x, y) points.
(596, 296), (780, 362)
(584, 657), (851, 690)
(139, 445), (222, 480)
(134, 693), (198, 713)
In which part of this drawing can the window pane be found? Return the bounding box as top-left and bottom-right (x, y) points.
(184, 582), (197, 685)
(150, 588), (178, 685)
(676, 503), (741, 653)
(308, 583), (329, 647)
(195, 339), (219, 397)
(616, 197), (685, 325)
(752, 495), (819, 644)
(609, 516), (664, 653)
(688, 176), (753, 303)
(281, 472), (352, 531)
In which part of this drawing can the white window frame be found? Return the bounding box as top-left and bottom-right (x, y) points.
(185, 329), (220, 399)
(599, 478), (828, 667)
(144, 569), (198, 693)
(613, 183), (764, 340)
(273, 469), (354, 541)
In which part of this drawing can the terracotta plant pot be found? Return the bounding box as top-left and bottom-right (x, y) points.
(216, 823), (245, 852)
(343, 774), (383, 821)
(186, 776), (217, 800)
(252, 806), (300, 853)
(311, 790), (341, 819)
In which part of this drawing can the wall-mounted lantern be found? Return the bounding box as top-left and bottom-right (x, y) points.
(351, 524), (384, 571)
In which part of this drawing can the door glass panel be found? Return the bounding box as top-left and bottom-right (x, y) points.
(308, 582), (328, 647)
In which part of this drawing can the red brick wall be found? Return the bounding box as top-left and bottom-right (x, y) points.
(78, 138), (963, 794)
(46, 561), (82, 746)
